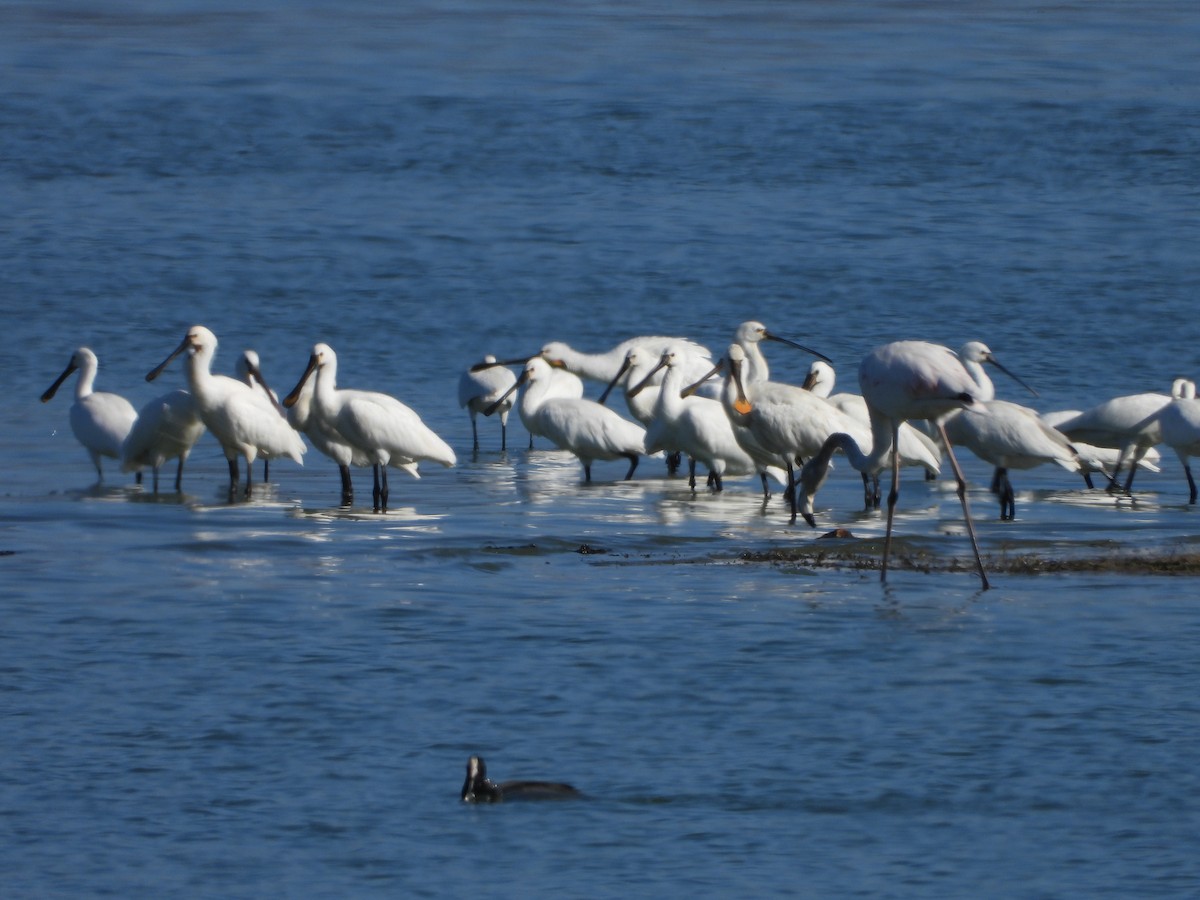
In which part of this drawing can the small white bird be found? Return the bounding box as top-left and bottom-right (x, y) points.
(41, 347), (139, 481)
(283, 343), (455, 512)
(121, 390), (207, 493)
(482, 359), (584, 449)
(147, 326), (306, 498)
(459, 355), (518, 452)
(514, 356), (648, 482)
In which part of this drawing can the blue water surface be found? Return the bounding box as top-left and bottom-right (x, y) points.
(3, 1), (1200, 896)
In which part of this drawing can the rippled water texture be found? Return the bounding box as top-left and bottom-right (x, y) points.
(4, 1), (1200, 896)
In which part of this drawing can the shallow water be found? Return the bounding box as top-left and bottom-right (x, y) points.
(4, 1), (1200, 896)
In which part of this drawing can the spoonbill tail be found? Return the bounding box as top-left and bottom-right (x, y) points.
(120, 390), (206, 493)
(796, 340), (990, 589)
(283, 343), (455, 512)
(41, 347), (139, 481)
(458, 355), (518, 451)
(147, 326), (306, 498)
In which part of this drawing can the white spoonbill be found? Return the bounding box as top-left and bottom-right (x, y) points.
(283, 366), (366, 503)
(512, 356), (648, 482)
(631, 346), (783, 492)
(147, 326), (306, 497)
(597, 343), (693, 475)
(458, 355), (518, 451)
(796, 340), (991, 589)
(236, 349), (284, 483)
(942, 342), (1080, 520)
(283, 343), (455, 512)
(484, 360), (584, 449)
(1040, 409), (1162, 488)
(722, 344), (869, 520)
(1151, 379), (1200, 502)
(537, 336), (714, 385)
(1053, 379), (1185, 493)
(120, 390), (206, 493)
(41, 347), (139, 481)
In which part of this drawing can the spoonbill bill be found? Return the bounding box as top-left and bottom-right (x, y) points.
(796, 340), (991, 589)
(41, 347), (139, 481)
(458, 355), (518, 451)
(147, 326), (306, 498)
(120, 390), (206, 493)
(283, 343), (455, 512)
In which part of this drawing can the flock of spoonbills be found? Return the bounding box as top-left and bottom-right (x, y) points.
(42, 322), (1200, 590)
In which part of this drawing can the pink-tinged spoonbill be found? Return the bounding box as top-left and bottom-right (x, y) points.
(796, 340), (992, 589)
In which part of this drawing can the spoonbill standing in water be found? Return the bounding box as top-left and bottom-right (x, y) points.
(41, 347), (139, 481)
(631, 346), (784, 491)
(1152, 379), (1200, 503)
(147, 326), (306, 498)
(796, 340), (992, 589)
(942, 342), (1080, 520)
(121, 389), (206, 493)
(504, 356), (648, 482)
(283, 343), (455, 512)
(282, 366), (365, 505)
(458, 355), (518, 451)
(236, 348), (284, 483)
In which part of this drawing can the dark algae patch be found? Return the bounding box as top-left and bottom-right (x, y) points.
(738, 546), (1200, 576)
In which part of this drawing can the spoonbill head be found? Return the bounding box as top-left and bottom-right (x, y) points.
(732, 320), (832, 385)
(42, 346), (139, 481)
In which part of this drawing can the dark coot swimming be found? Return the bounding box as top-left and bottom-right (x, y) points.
(460, 755), (582, 803)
